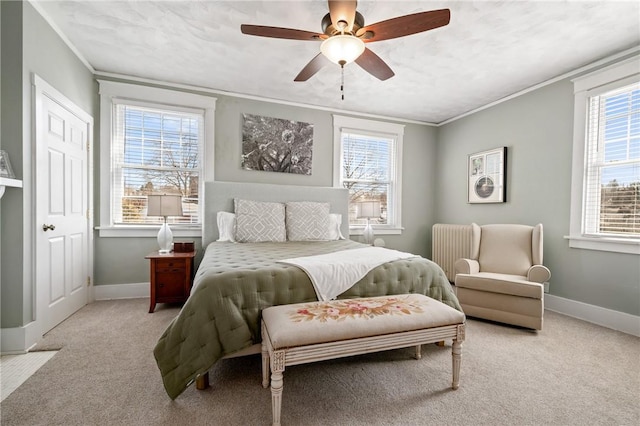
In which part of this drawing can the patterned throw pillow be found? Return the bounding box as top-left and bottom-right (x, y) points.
(285, 201), (330, 241)
(234, 199), (286, 242)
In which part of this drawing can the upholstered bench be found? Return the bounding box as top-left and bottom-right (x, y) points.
(261, 294), (466, 426)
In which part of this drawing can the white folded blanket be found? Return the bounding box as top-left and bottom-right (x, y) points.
(279, 246), (418, 301)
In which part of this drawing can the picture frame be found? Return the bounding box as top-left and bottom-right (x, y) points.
(467, 147), (506, 203)
(0, 150), (16, 179)
(241, 113), (314, 175)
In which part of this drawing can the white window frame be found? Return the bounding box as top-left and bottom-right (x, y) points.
(97, 80), (216, 237)
(568, 56), (640, 254)
(332, 115), (404, 235)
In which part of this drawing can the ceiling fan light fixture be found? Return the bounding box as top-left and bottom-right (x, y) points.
(320, 35), (365, 65)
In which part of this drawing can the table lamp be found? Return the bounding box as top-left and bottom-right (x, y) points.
(147, 194), (183, 253)
(356, 200), (381, 245)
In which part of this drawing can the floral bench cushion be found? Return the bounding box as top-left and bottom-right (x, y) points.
(262, 294), (466, 349)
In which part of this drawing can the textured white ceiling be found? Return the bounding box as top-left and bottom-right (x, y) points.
(33, 0), (640, 123)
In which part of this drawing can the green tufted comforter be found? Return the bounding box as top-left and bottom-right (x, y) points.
(153, 240), (461, 399)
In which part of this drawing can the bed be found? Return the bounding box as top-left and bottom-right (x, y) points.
(153, 181), (462, 399)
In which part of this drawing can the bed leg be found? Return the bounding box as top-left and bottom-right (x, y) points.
(196, 372), (209, 390)
(414, 344), (422, 360)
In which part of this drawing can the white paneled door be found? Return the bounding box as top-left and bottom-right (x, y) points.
(34, 75), (93, 335)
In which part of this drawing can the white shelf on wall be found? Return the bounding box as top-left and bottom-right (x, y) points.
(0, 177), (23, 199)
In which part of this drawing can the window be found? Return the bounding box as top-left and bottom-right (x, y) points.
(584, 83), (640, 236)
(113, 103), (202, 226)
(98, 81), (216, 237)
(569, 57), (640, 254)
(333, 115), (404, 234)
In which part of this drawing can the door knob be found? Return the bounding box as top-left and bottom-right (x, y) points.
(42, 224), (56, 232)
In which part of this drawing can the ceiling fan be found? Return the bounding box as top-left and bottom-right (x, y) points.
(241, 0), (451, 84)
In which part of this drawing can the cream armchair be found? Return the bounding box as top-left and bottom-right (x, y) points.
(454, 223), (550, 330)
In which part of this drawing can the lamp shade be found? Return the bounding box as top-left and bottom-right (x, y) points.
(147, 194), (183, 218)
(320, 34), (365, 65)
(356, 201), (381, 219)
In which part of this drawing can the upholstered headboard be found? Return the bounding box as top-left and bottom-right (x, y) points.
(203, 181), (350, 246)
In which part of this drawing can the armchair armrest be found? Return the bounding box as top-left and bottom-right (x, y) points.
(454, 258), (479, 275)
(527, 265), (551, 283)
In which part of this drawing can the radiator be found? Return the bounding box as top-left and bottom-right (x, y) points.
(432, 224), (473, 283)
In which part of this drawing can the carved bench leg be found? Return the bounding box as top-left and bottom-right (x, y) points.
(451, 340), (461, 390)
(270, 350), (286, 426)
(261, 340), (270, 388)
(196, 372), (209, 390)
(451, 324), (465, 390)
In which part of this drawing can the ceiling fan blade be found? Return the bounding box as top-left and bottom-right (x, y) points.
(357, 9), (450, 43)
(294, 53), (331, 82)
(328, 0), (357, 32)
(241, 24), (322, 41)
(354, 48), (394, 81)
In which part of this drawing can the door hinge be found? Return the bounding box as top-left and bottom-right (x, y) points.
(87, 276), (91, 287)
(86, 209), (89, 220)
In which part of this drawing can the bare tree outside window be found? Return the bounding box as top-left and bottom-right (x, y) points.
(115, 105), (202, 225)
(341, 133), (392, 225)
(584, 85), (640, 237)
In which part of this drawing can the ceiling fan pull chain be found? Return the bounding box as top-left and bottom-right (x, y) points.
(340, 61), (345, 100)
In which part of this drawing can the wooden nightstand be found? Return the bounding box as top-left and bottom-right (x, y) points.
(145, 251), (196, 313)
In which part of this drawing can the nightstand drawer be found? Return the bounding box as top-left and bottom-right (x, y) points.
(155, 258), (186, 270)
(156, 266), (186, 274)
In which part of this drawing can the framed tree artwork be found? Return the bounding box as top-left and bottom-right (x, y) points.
(241, 113), (313, 175)
(468, 147), (507, 203)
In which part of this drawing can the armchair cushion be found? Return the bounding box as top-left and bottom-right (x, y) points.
(455, 272), (543, 300)
(478, 224), (534, 276)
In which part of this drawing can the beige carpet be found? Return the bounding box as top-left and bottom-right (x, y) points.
(1, 298), (638, 425)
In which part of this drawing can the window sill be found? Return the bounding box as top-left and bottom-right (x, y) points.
(96, 226), (202, 238)
(565, 235), (640, 255)
(349, 227), (403, 236)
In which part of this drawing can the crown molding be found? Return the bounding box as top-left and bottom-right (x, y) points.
(28, 0), (95, 73)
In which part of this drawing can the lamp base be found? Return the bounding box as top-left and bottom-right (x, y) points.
(362, 219), (375, 245)
(157, 221), (173, 253)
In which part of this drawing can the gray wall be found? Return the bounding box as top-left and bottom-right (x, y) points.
(0, 1), (97, 328)
(0, 0), (23, 328)
(436, 80), (640, 316)
(5, 2), (636, 326)
(94, 90), (439, 285)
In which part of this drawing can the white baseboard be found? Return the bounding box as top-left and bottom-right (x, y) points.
(1, 321), (41, 355)
(545, 294), (640, 337)
(38, 284), (640, 339)
(93, 282), (149, 300)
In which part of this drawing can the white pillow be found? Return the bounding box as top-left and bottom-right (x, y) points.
(328, 213), (345, 240)
(216, 211), (236, 242)
(286, 202), (330, 241)
(234, 199), (286, 243)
